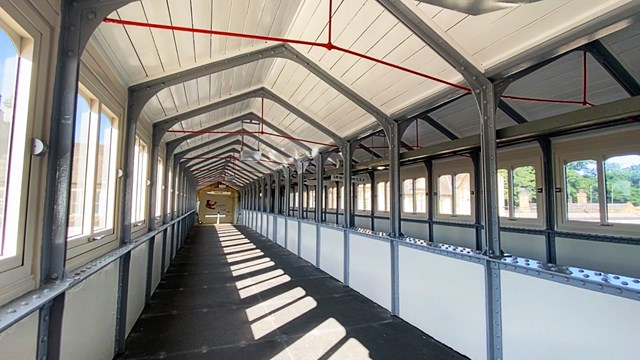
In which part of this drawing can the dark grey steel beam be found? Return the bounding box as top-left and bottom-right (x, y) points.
(188, 144), (276, 174)
(419, 115), (459, 140)
(586, 40), (640, 97)
(498, 100), (528, 125)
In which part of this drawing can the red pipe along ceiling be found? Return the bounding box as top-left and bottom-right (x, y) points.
(106, 0), (595, 153)
(103, 0), (593, 105)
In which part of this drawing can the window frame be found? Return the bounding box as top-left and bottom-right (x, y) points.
(555, 128), (640, 236)
(66, 86), (120, 250)
(401, 177), (428, 217)
(434, 158), (474, 222)
(355, 182), (371, 213)
(497, 147), (544, 228)
(155, 156), (164, 222)
(131, 135), (149, 231)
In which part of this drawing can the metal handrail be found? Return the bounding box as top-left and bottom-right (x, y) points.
(0, 210), (196, 333)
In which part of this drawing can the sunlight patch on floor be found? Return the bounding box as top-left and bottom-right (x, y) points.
(235, 269), (285, 290)
(244, 287), (306, 321)
(223, 244), (257, 254)
(229, 257), (272, 271)
(231, 260), (275, 276)
(225, 249), (264, 263)
(271, 318), (346, 360)
(250, 296), (317, 340)
(238, 274), (291, 298)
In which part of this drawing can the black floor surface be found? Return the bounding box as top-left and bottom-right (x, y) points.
(119, 225), (466, 360)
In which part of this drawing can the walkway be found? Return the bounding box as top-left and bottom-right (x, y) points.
(120, 225), (466, 359)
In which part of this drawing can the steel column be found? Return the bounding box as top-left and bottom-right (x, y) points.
(540, 138), (558, 264)
(315, 154), (326, 222)
(296, 161), (308, 219)
(283, 167), (291, 217)
(274, 170), (281, 215)
(341, 142), (354, 228)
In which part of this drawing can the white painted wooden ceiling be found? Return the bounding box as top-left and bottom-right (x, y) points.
(88, 0), (640, 180)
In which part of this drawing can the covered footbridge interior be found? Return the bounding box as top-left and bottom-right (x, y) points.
(1, 0), (640, 359)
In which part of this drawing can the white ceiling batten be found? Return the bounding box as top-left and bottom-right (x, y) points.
(88, 0), (640, 180)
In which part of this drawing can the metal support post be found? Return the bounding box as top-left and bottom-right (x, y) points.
(424, 160), (434, 242)
(383, 122), (409, 238)
(315, 153), (326, 222)
(341, 142), (354, 228)
(368, 171), (375, 230)
(274, 170), (281, 215)
(296, 161), (308, 219)
(283, 167), (291, 217)
(471, 152), (484, 251)
(539, 138), (557, 264)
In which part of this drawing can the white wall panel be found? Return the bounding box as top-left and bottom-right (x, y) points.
(501, 270), (640, 360)
(556, 237), (640, 278)
(268, 215), (275, 241)
(319, 227), (345, 282)
(276, 217), (286, 246)
(127, 243), (149, 336)
(0, 313), (38, 360)
(398, 246), (487, 360)
(286, 219), (299, 254)
(433, 225), (475, 249)
(152, 234), (164, 292)
(501, 232), (546, 262)
(261, 214), (268, 236)
(349, 234), (391, 310)
(300, 222), (317, 265)
(61, 261), (119, 360)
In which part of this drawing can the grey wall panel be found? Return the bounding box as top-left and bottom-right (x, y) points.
(300, 222), (317, 265)
(500, 232), (546, 262)
(127, 242), (149, 336)
(326, 213), (338, 224)
(164, 228), (172, 271)
(374, 218), (390, 234)
(501, 270), (640, 359)
(61, 261), (119, 360)
(0, 312), (38, 360)
(319, 227), (345, 282)
(354, 215), (370, 229)
(402, 220), (429, 241)
(556, 237), (640, 278)
(433, 225), (475, 248)
(398, 245), (487, 360)
(268, 215), (275, 241)
(349, 234), (391, 310)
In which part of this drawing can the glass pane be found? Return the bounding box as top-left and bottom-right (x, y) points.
(364, 184), (371, 211)
(357, 184), (364, 210)
(93, 114), (113, 230)
(605, 155), (640, 224)
(438, 175), (452, 215)
(309, 189), (315, 208)
(455, 173), (471, 216)
(377, 182), (385, 211)
(513, 166), (537, 219)
(340, 186), (344, 210)
(156, 158), (163, 217)
(132, 137), (139, 221)
(385, 182), (390, 211)
(167, 166), (172, 214)
(498, 169), (509, 217)
(415, 178), (426, 213)
(0, 30), (19, 256)
(403, 179), (414, 213)
(68, 95), (91, 237)
(565, 160), (599, 222)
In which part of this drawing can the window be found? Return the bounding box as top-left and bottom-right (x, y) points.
(356, 183), (371, 211)
(437, 173), (471, 216)
(155, 158), (163, 219)
(402, 178), (427, 214)
(564, 155), (640, 225)
(132, 136), (148, 225)
(68, 90), (119, 240)
(376, 181), (391, 212)
(339, 185), (344, 210)
(0, 21), (32, 267)
(498, 166), (538, 219)
(309, 189), (315, 209)
(415, 178), (426, 213)
(167, 166), (173, 216)
(403, 179), (414, 213)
